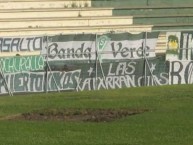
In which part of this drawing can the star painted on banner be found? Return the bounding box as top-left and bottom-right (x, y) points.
(120, 64), (125, 69)
(88, 67), (94, 76)
(150, 63), (156, 72)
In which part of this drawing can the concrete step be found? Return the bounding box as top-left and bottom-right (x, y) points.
(155, 32), (167, 54)
(133, 15), (193, 25)
(91, 0), (193, 8)
(0, 0), (91, 9)
(113, 6), (193, 17)
(0, 24), (153, 36)
(0, 8), (113, 19)
(152, 24), (193, 31)
(0, 16), (133, 29)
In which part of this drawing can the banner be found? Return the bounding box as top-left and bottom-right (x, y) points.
(0, 36), (45, 52)
(166, 31), (193, 61)
(0, 56), (169, 94)
(47, 56), (168, 91)
(42, 32), (159, 61)
(0, 70), (81, 94)
(1, 31), (193, 95)
(169, 60), (193, 84)
(0, 55), (44, 73)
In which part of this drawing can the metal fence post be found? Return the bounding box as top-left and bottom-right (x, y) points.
(45, 35), (49, 93)
(0, 63), (13, 96)
(95, 33), (98, 90)
(143, 32), (147, 86)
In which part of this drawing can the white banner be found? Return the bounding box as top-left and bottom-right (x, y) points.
(42, 38), (158, 61)
(169, 60), (193, 84)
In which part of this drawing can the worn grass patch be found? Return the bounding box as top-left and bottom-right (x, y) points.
(12, 108), (148, 122)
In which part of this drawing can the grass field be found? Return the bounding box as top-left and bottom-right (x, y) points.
(0, 85), (193, 145)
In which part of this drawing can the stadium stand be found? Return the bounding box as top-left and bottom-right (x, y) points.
(0, 0), (192, 34)
(0, 0), (193, 54)
(113, 6), (193, 30)
(0, 0), (153, 36)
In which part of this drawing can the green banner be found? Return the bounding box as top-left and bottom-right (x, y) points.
(0, 55), (45, 73)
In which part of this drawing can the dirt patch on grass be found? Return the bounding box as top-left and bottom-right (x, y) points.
(13, 108), (148, 122)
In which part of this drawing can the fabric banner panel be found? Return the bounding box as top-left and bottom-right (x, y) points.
(42, 32), (159, 61)
(0, 56), (167, 94)
(2, 31), (193, 95)
(46, 56), (168, 91)
(145, 56), (169, 86)
(0, 55), (45, 73)
(0, 36), (45, 52)
(0, 70), (81, 94)
(166, 31), (193, 61)
(169, 60), (193, 85)
(179, 31), (193, 60)
(97, 32), (159, 62)
(42, 34), (96, 61)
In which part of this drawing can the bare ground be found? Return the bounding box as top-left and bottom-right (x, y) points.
(10, 108), (148, 122)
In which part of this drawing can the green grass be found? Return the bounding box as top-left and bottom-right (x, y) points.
(0, 85), (193, 145)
